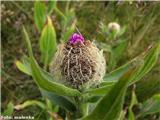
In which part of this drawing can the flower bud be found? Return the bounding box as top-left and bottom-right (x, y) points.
(108, 22), (120, 35)
(50, 33), (106, 90)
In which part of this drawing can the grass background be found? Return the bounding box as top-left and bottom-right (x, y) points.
(1, 1), (160, 119)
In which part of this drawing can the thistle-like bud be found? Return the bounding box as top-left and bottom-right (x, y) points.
(108, 22), (120, 35)
(50, 33), (106, 90)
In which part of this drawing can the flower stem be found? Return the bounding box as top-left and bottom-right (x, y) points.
(80, 103), (88, 117)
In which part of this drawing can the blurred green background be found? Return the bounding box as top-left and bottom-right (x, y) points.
(1, 1), (160, 119)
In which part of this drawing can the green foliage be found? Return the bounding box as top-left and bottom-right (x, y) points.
(104, 42), (160, 84)
(23, 27), (81, 97)
(41, 90), (77, 112)
(139, 94), (160, 117)
(130, 43), (160, 84)
(99, 22), (128, 71)
(14, 100), (46, 110)
(34, 1), (46, 32)
(128, 90), (138, 120)
(136, 76), (160, 102)
(9, 1), (160, 120)
(40, 17), (57, 69)
(118, 111), (126, 120)
(82, 43), (160, 120)
(15, 56), (77, 112)
(14, 98), (58, 120)
(15, 56), (31, 75)
(47, 1), (57, 15)
(104, 56), (135, 81)
(2, 102), (14, 116)
(61, 22), (76, 42)
(82, 69), (135, 120)
(85, 81), (115, 95)
(58, 2), (76, 42)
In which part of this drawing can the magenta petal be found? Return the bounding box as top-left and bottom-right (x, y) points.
(69, 33), (84, 44)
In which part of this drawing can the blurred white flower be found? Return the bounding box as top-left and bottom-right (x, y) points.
(108, 22), (121, 34)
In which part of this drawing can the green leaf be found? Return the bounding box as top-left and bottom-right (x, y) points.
(41, 89), (77, 112)
(103, 59), (135, 81)
(40, 16), (57, 69)
(54, 7), (66, 20)
(2, 102), (14, 116)
(85, 81), (115, 95)
(48, 1), (57, 15)
(38, 70), (77, 111)
(86, 96), (101, 103)
(136, 77), (160, 102)
(139, 94), (160, 117)
(60, 8), (75, 35)
(82, 69), (135, 120)
(61, 24), (75, 42)
(101, 44), (112, 53)
(34, 1), (46, 32)
(85, 86), (111, 96)
(113, 41), (127, 60)
(128, 91), (138, 120)
(104, 42), (160, 85)
(118, 26), (127, 36)
(97, 43), (160, 99)
(130, 43), (160, 84)
(46, 98), (54, 111)
(14, 100), (46, 110)
(30, 57), (81, 96)
(118, 110), (126, 120)
(23, 26), (81, 97)
(15, 56), (31, 75)
(15, 55), (77, 112)
(108, 41), (127, 70)
(31, 56), (80, 96)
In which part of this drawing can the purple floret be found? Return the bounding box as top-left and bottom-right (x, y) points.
(69, 33), (84, 44)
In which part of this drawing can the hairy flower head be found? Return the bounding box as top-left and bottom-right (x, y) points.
(50, 33), (106, 90)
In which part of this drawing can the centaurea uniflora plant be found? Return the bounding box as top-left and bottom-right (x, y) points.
(50, 33), (106, 90)
(18, 25), (160, 120)
(15, 1), (160, 120)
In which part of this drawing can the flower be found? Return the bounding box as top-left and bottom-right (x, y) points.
(108, 22), (120, 35)
(50, 33), (106, 90)
(69, 33), (84, 44)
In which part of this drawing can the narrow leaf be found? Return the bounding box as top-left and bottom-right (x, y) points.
(128, 91), (138, 120)
(15, 56), (31, 75)
(40, 16), (57, 68)
(104, 42), (160, 85)
(103, 58), (135, 81)
(2, 102), (14, 116)
(14, 100), (46, 110)
(23, 27), (81, 97)
(62, 24), (75, 42)
(16, 55), (77, 112)
(82, 68), (135, 120)
(118, 110), (126, 120)
(85, 86), (111, 96)
(30, 57), (80, 96)
(113, 41), (127, 60)
(136, 77), (160, 102)
(16, 61), (31, 75)
(48, 1), (57, 15)
(41, 89), (77, 112)
(34, 1), (46, 32)
(139, 94), (160, 117)
(130, 43), (160, 84)
(85, 81), (115, 95)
